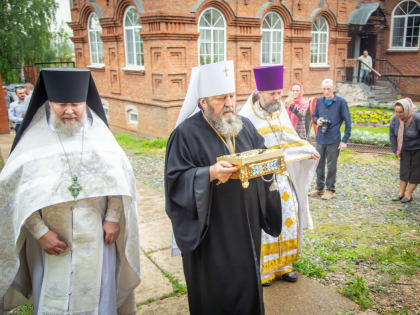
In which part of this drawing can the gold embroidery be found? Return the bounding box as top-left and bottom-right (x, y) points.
(257, 125), (298, 137)
(284, 217), (294, 228)
(281, 238), (298, 251)
(261, 254), (299, 274)
(281, 192), (290, 202)
(262, 242), (280, 256)
(268, 141), (309, 150)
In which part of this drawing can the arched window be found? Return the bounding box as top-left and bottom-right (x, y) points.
(124, 6), (144, 67)
(198, 8), (226, 65)
(310, 16), (329, 65)
(261, 12), (283, 65)
(88, 13), (104, 65)
(391, 0), (420, 49)
(125, 105), (138, 124)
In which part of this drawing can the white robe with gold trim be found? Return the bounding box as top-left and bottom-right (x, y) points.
(240, 91), (318, 283)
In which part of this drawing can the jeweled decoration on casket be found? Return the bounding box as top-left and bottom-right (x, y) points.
(216, 149), (287, 188)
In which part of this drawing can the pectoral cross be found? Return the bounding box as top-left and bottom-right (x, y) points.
(68, 176), (82, 200)
(223, 66), (229, 77)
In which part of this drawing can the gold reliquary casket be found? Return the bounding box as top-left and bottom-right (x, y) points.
(216, 149), (287, 188)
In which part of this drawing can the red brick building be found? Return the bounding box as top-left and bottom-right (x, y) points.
(69, 0), (420, 137)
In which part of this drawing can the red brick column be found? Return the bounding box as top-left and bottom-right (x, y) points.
(0, 74), (10, 134)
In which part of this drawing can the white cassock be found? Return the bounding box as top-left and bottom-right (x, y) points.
(0, 103), (141, 314)
(240, 90), (318, 283)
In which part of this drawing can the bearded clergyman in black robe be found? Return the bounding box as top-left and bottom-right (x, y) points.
(164, 60), (282, 315)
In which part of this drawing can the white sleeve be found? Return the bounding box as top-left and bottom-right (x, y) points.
(105, 196), (123, 223)
(25, 211), (49, 240)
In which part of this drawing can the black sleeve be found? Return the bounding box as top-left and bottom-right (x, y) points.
(164, 126), (212, 254)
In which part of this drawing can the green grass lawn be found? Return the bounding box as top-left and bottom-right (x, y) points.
(114, 133), (167, 157)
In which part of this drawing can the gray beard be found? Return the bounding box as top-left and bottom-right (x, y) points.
(214, 114), (243, 138)
(260, 97), (281, 113)
(50, 108), (86, 136)
(204, 110), (243, 138)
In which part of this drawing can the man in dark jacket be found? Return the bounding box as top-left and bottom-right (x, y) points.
(309, 79), (352, 200)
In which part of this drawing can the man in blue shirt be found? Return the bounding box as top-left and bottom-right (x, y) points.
(8, 86), (26, 134)
(309, 79), (352, 200)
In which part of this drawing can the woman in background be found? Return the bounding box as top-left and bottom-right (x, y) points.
(389, 98), (420, 203)
(285, 83), (310, 139)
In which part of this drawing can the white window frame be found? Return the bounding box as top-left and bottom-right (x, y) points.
(198, 7), (227, 65)
(310, 16), (329, 67)
(88, 13), (104, 66)
(123, 6), (144, 70)
(125, 105), (138, 125)
(261, 12), (284, 65)
(389, 0), (420, 51)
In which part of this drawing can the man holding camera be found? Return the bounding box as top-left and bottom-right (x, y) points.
(309, 79), (351, 200)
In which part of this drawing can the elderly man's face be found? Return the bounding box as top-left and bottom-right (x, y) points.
(16, 88), (26, 101)
(260, 89), (282, 106)
(49, 101), (86, 125)
(322, 85), (334, 99)
(200, 93), (236, 122)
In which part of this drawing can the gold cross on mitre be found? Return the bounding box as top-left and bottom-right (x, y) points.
(223, 65), (229, 77)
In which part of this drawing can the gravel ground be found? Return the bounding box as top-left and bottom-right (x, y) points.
(127, 151), (165, 192)
(127, 150), (420, 314)
(306, 155), (419, 314)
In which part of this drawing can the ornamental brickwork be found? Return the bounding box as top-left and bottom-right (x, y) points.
(69, 0), (420, 137)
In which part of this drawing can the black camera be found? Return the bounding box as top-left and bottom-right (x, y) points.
(319, 118), (331, 134)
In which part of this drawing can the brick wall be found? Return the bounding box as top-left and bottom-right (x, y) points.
(0, 74), (10, 134)
(69, 0), (418, 137)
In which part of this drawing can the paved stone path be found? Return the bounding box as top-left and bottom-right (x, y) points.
(0, 133), (368, 315)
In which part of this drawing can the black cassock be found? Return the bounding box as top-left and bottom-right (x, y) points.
(165, 112), (282, 315)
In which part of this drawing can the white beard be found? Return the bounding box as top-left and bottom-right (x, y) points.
(50, 108), (86, 135)
(204, 109), (243, 138)
(214, 114), (243, 138)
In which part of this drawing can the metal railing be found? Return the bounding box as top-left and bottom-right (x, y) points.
(357, 59), (381, 85)
(34, 61), (75, 73)
(374, 59), (403, 92)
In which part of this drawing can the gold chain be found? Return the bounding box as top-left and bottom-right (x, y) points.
(201, 110), (236, 154)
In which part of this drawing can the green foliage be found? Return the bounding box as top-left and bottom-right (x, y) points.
(114, 133), (167, 157)
(293, 256), (327, 278)
(141, 250), (187, 306)
(0, 0), (59, 83)
(344, 129), (390, 146)
(341, 125), (389, 135)
(9, 303), (34, 315)
(48, 22), (74, 63)
(341, 277), (372, 309)
(115, 133), (167, 149)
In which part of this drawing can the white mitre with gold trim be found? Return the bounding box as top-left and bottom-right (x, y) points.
(175, 60), (235, 127)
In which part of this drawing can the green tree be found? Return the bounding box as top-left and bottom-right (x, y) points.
(0, 0), (58, 83)
(50, 22), (74, 63)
